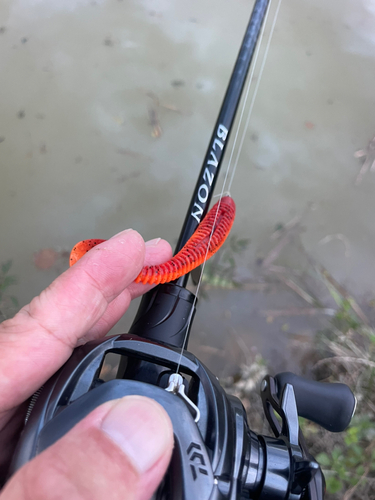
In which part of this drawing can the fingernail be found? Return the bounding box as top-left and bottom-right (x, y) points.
(112, 228), (133, 238)
(101, 396), (172, 474)
(145, 238), (161, 247)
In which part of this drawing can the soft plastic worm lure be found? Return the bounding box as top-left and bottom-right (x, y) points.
(69, 239), (106, 266)
(70, 196), (236, 285)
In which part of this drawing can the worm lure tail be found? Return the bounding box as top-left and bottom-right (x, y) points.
(69, 196), (236, 285)
(69, 239), (106, 266)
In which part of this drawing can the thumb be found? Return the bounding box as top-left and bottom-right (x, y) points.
(2, 396), (174, 500)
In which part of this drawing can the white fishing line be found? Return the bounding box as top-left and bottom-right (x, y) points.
(228, 0), (283, 191)
(176, 0), (282, 374)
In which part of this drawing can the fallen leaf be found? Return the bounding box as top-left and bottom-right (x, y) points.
(33, 248), (59, 269)
(304, 121), (315, 129)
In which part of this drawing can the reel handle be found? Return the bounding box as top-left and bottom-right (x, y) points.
(275, 372), (356, 432)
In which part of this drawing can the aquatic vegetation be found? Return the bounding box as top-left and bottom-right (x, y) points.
(0, 260), (19, 321)
(220, 219), (375, 498)
(201, 234), (250, 290)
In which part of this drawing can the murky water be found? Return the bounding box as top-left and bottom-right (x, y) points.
(1, 0), (375, 376)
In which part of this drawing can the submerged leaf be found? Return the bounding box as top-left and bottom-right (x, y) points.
(1, 260), (12, 275)
(0, 275), (17, 291)
(10, 296), (19, 308)
(33, 248), (59, 270)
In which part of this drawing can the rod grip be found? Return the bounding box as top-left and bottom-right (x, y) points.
(275, 372), (356, 432)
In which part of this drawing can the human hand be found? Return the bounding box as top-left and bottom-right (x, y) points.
(0, 229), (174, 500)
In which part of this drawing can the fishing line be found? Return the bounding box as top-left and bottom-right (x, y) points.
(228, 0), (283, 191)
(175, 0), (278, 375)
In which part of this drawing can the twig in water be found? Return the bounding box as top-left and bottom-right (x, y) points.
(266, 264), (289, 273)
(270, 270), (317, 306)
(116, 148), (152, 160)
(296, 241), (370, 326)
(271, 214), (301, 240)
(320, 268), (370, 326)
(198, 345), (226, 357)
(354, 135), (375, 186)
(318, 233), (351, 258)
(146, 91), (182, 113)
(148, 105), (162, 138)
(262, 223), (302, 268)
(263, 204), (313, 268)
(260, 307), (335, 318)
(313, 356), (375, 371)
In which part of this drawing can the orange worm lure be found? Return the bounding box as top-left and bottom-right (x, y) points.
(69, 239), (106, 267)
(69, 196), (236, 285)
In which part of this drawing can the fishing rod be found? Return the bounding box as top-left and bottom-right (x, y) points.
(9, 1), (356, 499)
(129, 0), (270, 348)
(174, 0), (270, 258)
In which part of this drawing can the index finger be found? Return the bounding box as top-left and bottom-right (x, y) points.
(0, 229), (146, 413)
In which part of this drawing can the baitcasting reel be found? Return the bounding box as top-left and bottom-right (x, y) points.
(10, 330), (355, 499)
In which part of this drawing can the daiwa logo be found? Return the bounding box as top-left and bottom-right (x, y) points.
(187, 442), (208, 481)
(191, 124), (228, 223)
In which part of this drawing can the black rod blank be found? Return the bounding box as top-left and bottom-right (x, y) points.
(174, 0), (270, 287)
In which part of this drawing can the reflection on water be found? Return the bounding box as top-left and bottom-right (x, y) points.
(1, 0), (375, 376)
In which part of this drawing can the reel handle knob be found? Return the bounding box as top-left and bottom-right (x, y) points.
(275, 372), (356, 432)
